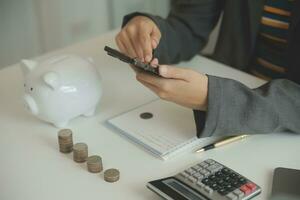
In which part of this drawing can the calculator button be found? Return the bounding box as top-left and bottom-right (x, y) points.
(204, 186), (213, 195)
(238, 177), (247, 184)
(185, 168), (196, 175)
(225, 184), (235, 193)
(246, 182), (257, 191)
(208, 174), (217, 180)
(196, 181), (205, 188)
(221, 168), (231, 174)
(188, 176), (198, 183)
(215, 170), (225, 178)
(192, 165), (201, 171)
(240, 184), (251, 195)
(209, 182), (219, 190)
(226, 192), (238, 200)
(217, 179), (225, 186)
(196, 166), (204, 172)
(224, 176), (231, 182)
(205, 159), (216, 165)
(230, 173), (238, 179)
(193, 172), (204, 180)
(207, 164), (222, 173)
(199, 162), (209, 168)
(233, 189), (245, 199)
(199, 169), (210, 177)
(179, 172), (189, 179)
(214, 163), (223, 170)
(201, 178), (210, 185)
(231, 181), (240, 188)
(218, 187), (229, 195)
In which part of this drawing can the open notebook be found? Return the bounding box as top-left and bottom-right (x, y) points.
(107, 100), (222, 160)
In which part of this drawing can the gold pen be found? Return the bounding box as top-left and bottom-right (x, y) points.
(195, 135), (249, 153)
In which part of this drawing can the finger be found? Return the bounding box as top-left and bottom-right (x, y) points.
(159, 65), (191, 81)
(131, 39), (144, 61)
(115, 37), (126, 53)
(139, 32), (152, 62)
(151, 39), (158, 49)
(150, 26), (161, 48)
(125, 26), (144, 60)
(119, 32), (138, 58)
(150, 58), (159, 67)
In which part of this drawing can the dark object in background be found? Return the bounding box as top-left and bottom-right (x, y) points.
(104, 46), (160, 76)
(270, 167), (300, 200)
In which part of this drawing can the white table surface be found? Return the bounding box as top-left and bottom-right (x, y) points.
(0, 30), (299, 200)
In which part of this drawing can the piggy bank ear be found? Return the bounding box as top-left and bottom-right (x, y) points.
(21, 60), (37, 75)
(43, 72), (60, 90)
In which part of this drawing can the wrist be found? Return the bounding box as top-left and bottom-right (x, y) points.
(202, 75), (209, 111)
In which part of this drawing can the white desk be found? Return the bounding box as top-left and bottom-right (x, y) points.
(0, 31), (299, 200)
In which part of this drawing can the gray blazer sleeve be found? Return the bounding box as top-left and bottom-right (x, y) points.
(122, 0), (224, 64)
(194, 76), (300, 137)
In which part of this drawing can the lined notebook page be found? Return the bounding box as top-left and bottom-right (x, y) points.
(107, 100), (220, 159)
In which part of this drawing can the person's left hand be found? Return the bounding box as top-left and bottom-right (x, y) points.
(136, 65), (208, 111)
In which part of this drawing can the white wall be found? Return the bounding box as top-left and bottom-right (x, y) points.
(0, 0), (170, 69)
(34, 0), (111, 53)
(0, 0), (222, 68)
(110, 0), (170, 28)
(0, 0), (41, 68)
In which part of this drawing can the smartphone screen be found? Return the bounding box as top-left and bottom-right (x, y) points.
(270, 167), (300, 200)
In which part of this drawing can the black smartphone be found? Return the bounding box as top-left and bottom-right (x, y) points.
(270, 167), (300, 200)
(104, 46), (160, 76)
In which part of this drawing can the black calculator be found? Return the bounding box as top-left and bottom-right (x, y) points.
(147, 159), (261, 200)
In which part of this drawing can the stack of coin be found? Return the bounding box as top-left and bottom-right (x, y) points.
(104, 168), (120, 183)
(86, 155), (103, 173)
(58, 129), (73, 153)
(73, 143), (88, 163)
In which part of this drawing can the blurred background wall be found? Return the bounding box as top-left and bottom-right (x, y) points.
(0, 0), (170, 68)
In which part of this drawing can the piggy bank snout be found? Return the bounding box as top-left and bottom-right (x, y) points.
(23, 94), (39, 115)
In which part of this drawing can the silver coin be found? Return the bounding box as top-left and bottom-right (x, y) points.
(58, 129), (72, 138)
(87, 155), (103, 173)
(58, 129), (73, 153)
(104, 168), (120, 183)
(73, 143), (88, 162)
(140, 112), (153, 119)
(73, 143), (88, 151)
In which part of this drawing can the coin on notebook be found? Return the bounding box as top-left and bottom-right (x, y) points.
(140, 112), (153, 119)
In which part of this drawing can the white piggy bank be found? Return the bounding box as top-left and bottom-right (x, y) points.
(21, 55), (102, 128)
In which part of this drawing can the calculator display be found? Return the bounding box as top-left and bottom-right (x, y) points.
(163, 178), (208, 200)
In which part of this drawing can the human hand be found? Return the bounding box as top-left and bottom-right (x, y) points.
(115, 16), (161, 63)
(136, 65), (208, 111)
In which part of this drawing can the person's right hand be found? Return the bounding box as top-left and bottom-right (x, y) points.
(115, 16), (161, 64)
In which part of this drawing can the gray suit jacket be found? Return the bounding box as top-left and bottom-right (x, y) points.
(123, 0), (300, 137)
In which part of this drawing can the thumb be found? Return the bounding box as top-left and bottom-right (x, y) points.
(159, 65), (191, 80)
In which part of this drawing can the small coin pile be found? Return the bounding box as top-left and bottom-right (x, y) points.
(73, 143), (88, 163)
(58, 129), (73, 153)
(104, 168), (120, 183)
(58, 129), (120, 183)
(87, 155), (103, 173)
